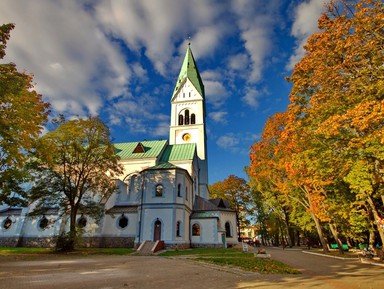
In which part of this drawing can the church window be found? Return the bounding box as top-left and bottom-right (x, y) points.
(2, 217), (12, 230)
(225, 222), (232, 237)
(178, 114), (183, 125)
(176, 221), (181, 237)
(155, 184), (163, 197)
(192, 223), (200, 236)
(188, 92), (191, 98)
(185, 110), (190, 125)
(38, 216), (49, 230)
(77, 215), (87, 228)
(177, 184), (181, 197)
(118, 214), (128, 229)
(191, 113), (196, 124)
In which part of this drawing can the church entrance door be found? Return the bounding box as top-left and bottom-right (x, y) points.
(154, 219), (161, 241)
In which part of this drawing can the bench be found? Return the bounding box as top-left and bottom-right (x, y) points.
(330, 244), (349, 251)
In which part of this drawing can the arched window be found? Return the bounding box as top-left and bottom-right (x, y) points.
(191, 113), (196, 124)
(185, 110), (190, 125)
(225, 222), (232, 237)
(39, 216), (49, 230)
(178, 114), (184, 125)
(118, 214), (128, 229)
(192, 223), (200, 236)
(177, 184), (181, 197)
(78, 215), (87, 228)
(176, 221), (181, 237)
(155, 184), (163, 197)
(2, 217), (12, 230)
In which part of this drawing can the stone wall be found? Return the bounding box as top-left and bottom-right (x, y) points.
(0, 236), (134, 248)
(165, 242), (190, 250)
(0, 237), (21, 247)
(81, 237), (135, 248)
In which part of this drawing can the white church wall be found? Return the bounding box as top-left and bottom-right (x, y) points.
(0, 215), (23, 237)
(143, 170), (175, 204)
(219, 211), (239, 246)
(191, 218), (220, 247)
(119, 160), (157, 181)
(140, 208), (173, 242)
(102, 213), (137, 237)
(174, 207), (190, 242)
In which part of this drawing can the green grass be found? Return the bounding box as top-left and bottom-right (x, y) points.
(159, 248), (300, 274)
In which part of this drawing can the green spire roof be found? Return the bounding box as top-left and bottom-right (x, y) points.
(172, 46), (205, 99)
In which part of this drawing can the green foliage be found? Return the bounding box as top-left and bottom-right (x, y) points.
(0, 23), (50, 205)
(248, 0), (384, 248)
(28, 116), (123, 251)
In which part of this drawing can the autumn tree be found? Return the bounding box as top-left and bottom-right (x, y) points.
(209, 175), (252, 240)
(0, 23), (50, 206)
(28, 116), (123, 251)
(287, 0), (384, 247)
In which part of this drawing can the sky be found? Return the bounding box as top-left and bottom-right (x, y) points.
(0, 0), (327, 185)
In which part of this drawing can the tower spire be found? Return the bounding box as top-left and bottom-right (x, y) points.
(171, 45), (204, 101)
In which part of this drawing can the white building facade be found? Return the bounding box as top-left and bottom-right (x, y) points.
(0, 47), (238, 249)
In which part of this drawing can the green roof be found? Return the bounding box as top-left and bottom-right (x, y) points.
(114, 140), (168, 160)
(160, 143), (196, 162)
(145, 162), (179, 171)
(172, 46), (205, 100)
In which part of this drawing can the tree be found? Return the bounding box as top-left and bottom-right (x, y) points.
(28, 116), (123, 251)
(0, 23), (50, 205)
(209, 175), (252, 241)
(287, 0), (384, 247)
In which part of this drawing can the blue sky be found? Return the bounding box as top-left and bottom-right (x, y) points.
(0, 0), (326, 184)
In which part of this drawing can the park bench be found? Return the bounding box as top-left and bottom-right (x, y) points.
(330, 243), (349, 251)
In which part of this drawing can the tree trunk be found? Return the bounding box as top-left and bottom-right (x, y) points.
(329, 222), (344, 254)
(311, 212), (329, 253)
(367, 194), (384, 245)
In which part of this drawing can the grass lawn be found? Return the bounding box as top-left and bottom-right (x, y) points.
(159, 248), (300, 274)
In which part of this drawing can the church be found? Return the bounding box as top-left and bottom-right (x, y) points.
(0, 46), (238, 250)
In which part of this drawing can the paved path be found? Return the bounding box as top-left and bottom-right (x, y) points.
(0, 247), (383, 289)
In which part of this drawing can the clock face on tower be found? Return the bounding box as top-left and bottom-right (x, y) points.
(182, 133), (191, 142)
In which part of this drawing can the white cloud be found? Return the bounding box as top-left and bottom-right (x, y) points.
(209, 111), (228, 124)
(228, 53), (249, 71)
(216, 134), (240, 150)
(287, 0), (326, 70)
(201, 70), (230, 109)
(216, 132), (260, 154)
(230, 0), (281, 83)
(0, 0), (130, 117)
(95, 0), (227, 75)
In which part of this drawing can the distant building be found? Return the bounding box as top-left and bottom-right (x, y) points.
(0, 46), (238, 249)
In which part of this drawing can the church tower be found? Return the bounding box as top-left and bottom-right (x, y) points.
(169, 45), (209, 199)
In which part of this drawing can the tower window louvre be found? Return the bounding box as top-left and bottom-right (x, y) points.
(178, 114), (184, 125)
(185, 110), (190, 125)
(191, 114), (195, 124)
